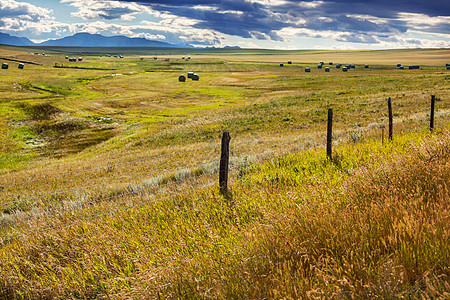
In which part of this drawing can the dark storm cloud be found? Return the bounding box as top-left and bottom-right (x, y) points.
(107, 1), (450, 43)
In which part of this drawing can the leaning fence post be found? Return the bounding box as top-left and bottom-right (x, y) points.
(219, 132), (231, 195)
(430, 95), (435, 131)
(388, 97), (393, 141)
(327, 108), (333, 160)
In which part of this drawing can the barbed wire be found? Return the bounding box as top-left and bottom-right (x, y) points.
(0, 157), (220, 209)
(1, 142), (221, 189)
(0, 168), (219, 229)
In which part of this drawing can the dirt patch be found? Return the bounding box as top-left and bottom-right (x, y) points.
(17, 102), (63, 120)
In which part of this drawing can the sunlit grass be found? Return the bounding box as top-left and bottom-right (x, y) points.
(0, 46), (449, 298)
(0, 128), (448, 298)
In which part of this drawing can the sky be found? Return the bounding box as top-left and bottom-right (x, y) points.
(0, 0), (449, 49)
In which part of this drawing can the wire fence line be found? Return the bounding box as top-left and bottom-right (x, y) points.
(0, 103), (440, 245)
(1, 125), (312, 190)
(0, 128), (310, 205)
(0, 142), (221, 189)
(0, 168), (219, 230)
(0, 157), (221, 209)
(0, 124), (379, 211)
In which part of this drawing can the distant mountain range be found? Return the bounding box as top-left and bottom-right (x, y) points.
(0, 32), (193, 48)
(0, 32), (35, 46)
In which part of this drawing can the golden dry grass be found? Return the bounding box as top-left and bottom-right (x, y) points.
(0, 45), (449, 299)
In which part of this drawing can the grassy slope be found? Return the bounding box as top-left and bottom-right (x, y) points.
(0, 46), (448, 177)
(0, 128), (448, 298)
(0, 46), (449, 298)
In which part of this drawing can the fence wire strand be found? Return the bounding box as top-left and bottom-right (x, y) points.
(1, 168), (219, 228)
(1, 142), (221, 189)
(0, 157), (220, 209)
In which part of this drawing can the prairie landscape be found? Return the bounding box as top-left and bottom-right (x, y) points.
(0, 46), (449, 298)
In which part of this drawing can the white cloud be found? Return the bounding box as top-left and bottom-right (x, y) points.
(61, 0), (155, 21)
(0, 0), (52, 20)
(131, 32), (166, 40)
(298, 1), (325, 9)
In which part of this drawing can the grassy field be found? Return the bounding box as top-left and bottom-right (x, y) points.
(0, 45), (449, 298)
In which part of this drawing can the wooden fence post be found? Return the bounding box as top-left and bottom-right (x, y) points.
(327, 108), (333, 160)
(430, 95), (435, 131)
(388, 97), (393, 141)
(219, 132), (231, 195)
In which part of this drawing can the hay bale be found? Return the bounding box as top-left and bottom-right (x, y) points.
(287, 61), (292, 64)
(305, 67), (311, 72)
(65, 56), (68, 59)
(280, 63), (284, 67)
(329, 62), (333, 65)
(397, 63), (401, 67)
(325, 67), (330, 72)
(2, 63), (8, 69)
(192, 74), (199, 81)
(399, 66), (405, 70)
(336, 64), (341, 68)
(187, 72), (194, 78)
(365, 64), (369, 68)
(78, 57), (83, 61)
(343, 67), (348, 72)
(18, 63), (24, 69)
(179, 74), (186, 82)
(317, 64), (322, 69)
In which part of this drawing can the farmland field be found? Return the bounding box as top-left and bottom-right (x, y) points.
(0, 46), (449, 298)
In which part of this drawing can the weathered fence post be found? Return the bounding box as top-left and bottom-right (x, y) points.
(388, 97), (393, 141)
(430, 95), (435, 131)
(327, 108), (333, 160)
(219, 132), (231, 195)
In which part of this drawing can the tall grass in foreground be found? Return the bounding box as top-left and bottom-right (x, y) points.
(0, 128), (449, 299)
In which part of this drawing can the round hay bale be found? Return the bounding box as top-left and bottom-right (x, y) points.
(287, 61), (292, 64)
(18, 63), (24, 69)
(187, 72), (194, 78)
(305, 67), (311, 72)
(343, 67), (348, 72)
(179, 74), (186, 82)
(336, 64), (341, 68)
(397, 63), (401, 67)
(280, 63), (284, 67)
(317, 64), (322, 69)
(325, 67), (330, 72)
(2, 63), (8, 69)
(365, 65), (369, 68)
(192, 74), (199, 81)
